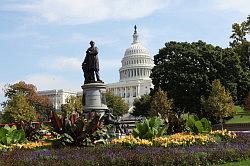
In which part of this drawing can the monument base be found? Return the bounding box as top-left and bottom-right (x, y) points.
(81, 83), (108, 115)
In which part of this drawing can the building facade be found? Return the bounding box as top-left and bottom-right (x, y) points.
(37, 89), (77, 110)
(106, 26), (154, 108)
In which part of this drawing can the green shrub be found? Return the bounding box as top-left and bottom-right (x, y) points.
(132, 117), (166, 140)
(186, 115), (212, 134)
(0, 125), (25, 145)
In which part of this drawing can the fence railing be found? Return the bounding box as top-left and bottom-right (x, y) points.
(213, 123), (250, 131)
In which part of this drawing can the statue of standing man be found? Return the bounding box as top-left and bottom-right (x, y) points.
(82, 41), (103, 84)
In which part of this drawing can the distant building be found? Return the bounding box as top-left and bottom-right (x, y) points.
(37, 89), (77, 110)
(106, 26), (154, 108)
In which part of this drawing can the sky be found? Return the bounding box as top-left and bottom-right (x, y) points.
(0, 0), (249, 110)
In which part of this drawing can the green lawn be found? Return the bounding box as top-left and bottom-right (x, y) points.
(226, 115), (250, 123)
(218, 159), (250, 166)
(226, 106), (250, 124)
(235, 106), (246, 114)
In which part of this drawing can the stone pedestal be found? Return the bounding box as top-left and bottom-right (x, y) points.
(81, 83), (108, 114)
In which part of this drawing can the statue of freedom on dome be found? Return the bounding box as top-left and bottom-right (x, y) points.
(82, 41), (103, 84)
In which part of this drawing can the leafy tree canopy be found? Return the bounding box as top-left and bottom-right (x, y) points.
(202, 80), (235, 124)
(2, 94), (37, 123)
(105, 92), (129, 116)
(230, 15), (250, 103)
(150, 89), (173, 122)
(2, 81), (53, 120)
(132, 94), (152, 117)
(245, 92), (250, 112)
(3, 81), (36, 100)
(230, 14), (250, 47)
(151, 40), (242, 115)
(62, 96), (83, 117)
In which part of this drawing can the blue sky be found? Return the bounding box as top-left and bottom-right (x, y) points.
(0, 0), (249, 110)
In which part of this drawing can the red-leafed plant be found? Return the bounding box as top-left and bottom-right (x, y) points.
(50, 111), (109, 146)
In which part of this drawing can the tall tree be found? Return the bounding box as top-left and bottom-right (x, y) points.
(132, 94), (152, 117)
(61, 96), (83, 117)
(3, 81), (36, 101)
(202, 80), (235, 124)
(151, 41), (242, 115)
(150, 89), (173, 123)
(2, 81), (53, 119)
(2, 94), (37, 123)
(105, 92), (129, 116)
(230, 15), (250, 104)
(230, 15), (250, 47)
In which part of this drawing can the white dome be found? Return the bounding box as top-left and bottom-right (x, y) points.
(119, 26), (154, 82)
(124, 43), (150, 57)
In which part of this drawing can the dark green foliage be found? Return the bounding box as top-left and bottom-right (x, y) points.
(186, 115), (212, 134)
(132, 117), (166, 140)
(151, 40), (244, 116)
(200, 118), (211, 132)
(132, 90), (184, 134)
(132, 94), (151, 117)
(232, 41), (250, 105)
(230, 15), (250, 105)
(245, 92), (250, 112)
(230, 14), (250, 47)
(0, 125), (25, 145)
(105, 92), (129, 116)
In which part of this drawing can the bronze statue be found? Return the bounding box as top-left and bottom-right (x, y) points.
(82, 41), (103, 84)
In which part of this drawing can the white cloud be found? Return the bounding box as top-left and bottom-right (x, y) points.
(1, 0), (169, 25)
(24, 74), (78, 91)
(0, 31), (46, 40)
(100, 59), (121, 69)
(213, 0), (250, 14)
(39, 56), (82, 71)
(39, 56), (121, 71)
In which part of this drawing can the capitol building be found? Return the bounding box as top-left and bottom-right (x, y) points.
(38, 26), (154, 110)
(106, 26), (154, 108)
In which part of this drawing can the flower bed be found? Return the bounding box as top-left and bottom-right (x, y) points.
(0, 141), (51, 150)
(0, 132), (249, 166)
(111, 130), (237, 147)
